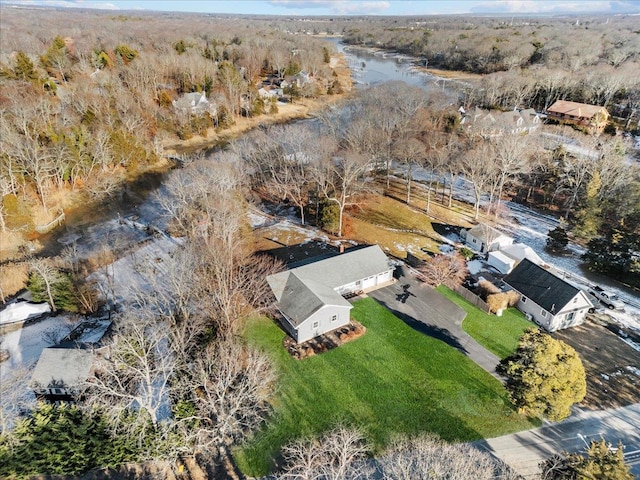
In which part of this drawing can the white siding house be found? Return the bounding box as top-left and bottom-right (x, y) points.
(267, 245), (394, 343)
(504, 259), (593, 331)
(464, 224), (513, 253)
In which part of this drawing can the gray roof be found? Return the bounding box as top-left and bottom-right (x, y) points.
(268, 245), (391, 300)
(466, 224), (508, 243)
(504, 259), (585, 313)
(267, 245), (391, 327)
(278, 272), (351, 327)
(30, 347), (94, 389)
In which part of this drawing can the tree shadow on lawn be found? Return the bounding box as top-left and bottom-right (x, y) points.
(238, 347), (485, 477)
(373, 298), (469, 355)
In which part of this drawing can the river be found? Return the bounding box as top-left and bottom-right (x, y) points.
(38, 38), (640, 312)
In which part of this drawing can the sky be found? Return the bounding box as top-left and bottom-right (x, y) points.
(2, 0), (640, 16)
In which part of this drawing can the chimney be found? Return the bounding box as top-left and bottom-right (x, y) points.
(339, 243), (345, 254)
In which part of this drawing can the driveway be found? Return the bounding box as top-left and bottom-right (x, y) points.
(475, 403), (640, 478)
(368, 266), (502, 379)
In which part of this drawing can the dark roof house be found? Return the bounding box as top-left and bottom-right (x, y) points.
(504, 259), (593, 331)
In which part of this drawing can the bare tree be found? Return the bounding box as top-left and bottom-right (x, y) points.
(0, 365), (35, 436)
(84, 311), (176, 434)
(460, 141), (497, 220)
(393, 135), (426, 206)
(175, 339), (276, 458)
(490, 133), (533, 218)
(417, 253), (468, 289)
(374, 435), (520, 480)
(311, 151), (374, 237)
(28, 258), (63, 312)
(277, 425), (371, 480)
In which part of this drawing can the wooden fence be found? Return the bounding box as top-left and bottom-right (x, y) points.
(454, 285), (490, 313)
(35, 210), (65, 234)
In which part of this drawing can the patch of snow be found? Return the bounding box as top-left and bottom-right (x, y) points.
(601, 373), (610, 381)
(626, 366), (640, 377)
(467, 259), (486, 275)
(0, 301), (51, 326)
(439, 244), (455, 254)
(248, 212), (269, 228)
(0, 315), (79, 379)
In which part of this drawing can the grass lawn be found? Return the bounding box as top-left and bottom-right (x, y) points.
(436, 285), (537, 359)
(236, 297), (538, 476)
(348, 195), (442, 257)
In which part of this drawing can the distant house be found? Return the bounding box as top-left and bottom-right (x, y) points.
(464, 225), (513, 253)
(460, 107), (541, 137)
(172, 92), (217, 117)
(31, 346), (96, 402)
(487, 243), (545, 274)
(546, 100), (610, 134)
(504, 259), (593, 331)
(267, 245), (394, 343)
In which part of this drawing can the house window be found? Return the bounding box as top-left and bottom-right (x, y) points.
(521, 296), (527, 303)
(541, 309), (547, 318)
(331, 315), (337, 323)
(313, 321), (319, 329)
(54, 388), (62, 394)
(567, 312), (575, 321)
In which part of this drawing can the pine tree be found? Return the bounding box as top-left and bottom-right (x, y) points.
(497, 329), (586, 421)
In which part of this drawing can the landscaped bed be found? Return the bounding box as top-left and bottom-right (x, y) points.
(236, 297), (538, 476)
(437, 285), (536, 359)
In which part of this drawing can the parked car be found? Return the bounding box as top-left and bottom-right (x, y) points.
(587, 286), (625, 310)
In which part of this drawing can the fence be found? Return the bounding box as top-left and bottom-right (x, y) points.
(35, 210), (65, 234)
(454, 285), (491, 313)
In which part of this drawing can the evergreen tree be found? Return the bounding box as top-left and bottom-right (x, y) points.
(0, 403), (137, 478)
(497, 329), (586, 421)
(546, 226), (569, 252)
(13, 51), (37, 80)
(541, 439), (634, 480)
(573, 171), (602, 240)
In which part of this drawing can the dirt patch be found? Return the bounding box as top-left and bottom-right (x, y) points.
(283, 320), (366, 360)
(552, 316), (640, 410)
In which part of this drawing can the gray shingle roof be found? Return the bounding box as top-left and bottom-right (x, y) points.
(277, 272), (351, 327)
(30, 347), (94, 389)
(268, 245), (391, 300)
(504, 259), (580, 313)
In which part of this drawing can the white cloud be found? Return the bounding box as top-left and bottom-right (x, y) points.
(270, 0), (391, 15)
(3, 0), (119, 10)
(470, 0), (637, 13)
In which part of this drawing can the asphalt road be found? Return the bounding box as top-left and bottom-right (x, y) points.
(475, 403), (640, 478)
(368, 265), (503, 379)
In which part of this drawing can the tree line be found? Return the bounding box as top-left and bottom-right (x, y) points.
(0, 7), (341, 241)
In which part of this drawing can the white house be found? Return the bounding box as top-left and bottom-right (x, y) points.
(464, 224), (513, 253)
(504, 259), (593, 331)
(267, 245), (394, 343)
(172, 92), (217, 117)
(31, 347), (95, 401)
(487, 242), (545, 274)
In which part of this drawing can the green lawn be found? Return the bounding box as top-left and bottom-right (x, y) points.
(236, 297), (538, 476)
(436, 285), (537, 359)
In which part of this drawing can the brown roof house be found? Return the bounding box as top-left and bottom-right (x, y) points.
(546, 100), (610, 134)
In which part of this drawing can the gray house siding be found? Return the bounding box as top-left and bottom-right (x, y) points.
(517, 291), (590, 332)
(295, 304), (352, 343)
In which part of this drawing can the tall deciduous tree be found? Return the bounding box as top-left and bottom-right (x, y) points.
(417, 252), (468, 289)
(497, 329), (586, 421)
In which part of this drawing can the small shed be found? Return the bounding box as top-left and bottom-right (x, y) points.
(487, 250), (516, 274)
(464, 224), (513, 253)
(31, 347), (95, 402)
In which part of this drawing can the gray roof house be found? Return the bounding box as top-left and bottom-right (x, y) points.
(31, 346), (96, 402)
(464, 224), (513, 253)
(172, 92), (217, 117)
(267, 245), (394, 343)
(504, 259), (593, 331)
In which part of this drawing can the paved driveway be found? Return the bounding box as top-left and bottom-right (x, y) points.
(475, 403), (640, 478)
(369, 266), (502, 379)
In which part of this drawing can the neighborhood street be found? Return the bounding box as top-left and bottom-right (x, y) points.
(368, 266), (503, 379)
(475, 403), (640, 479)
